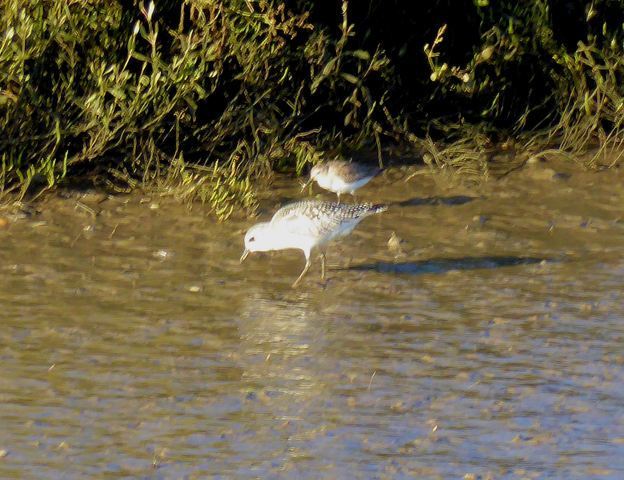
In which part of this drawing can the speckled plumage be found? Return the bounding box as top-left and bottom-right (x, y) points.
(308, 160), (382, 200)
(271, 200), (386, 231)
(240, 200), (387, 287)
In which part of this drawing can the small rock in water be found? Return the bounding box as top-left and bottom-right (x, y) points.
(387, 231), (408, 256)
(0, 449), (8, 458)
(0, 217), (8, 228)
(528, 166), (557, 181)
(472, 215), (489, 226)
(56, 441), (69, 451)
(553, 172), (571, 180)
(188, 285), (201, 293)
(153, 249), (172, 259)
(390, 401), (408, 413)
(246, 391), (257, 401)
(79, 191), (108, 203)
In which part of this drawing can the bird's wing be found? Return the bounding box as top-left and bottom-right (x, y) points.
(329, 161), (381, 183)
(270, 203), (320, 236)
(270, 201), (378, 237)
(270, 201), (309, 223)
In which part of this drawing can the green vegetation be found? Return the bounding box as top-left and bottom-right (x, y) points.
(1, 0), (623, 218)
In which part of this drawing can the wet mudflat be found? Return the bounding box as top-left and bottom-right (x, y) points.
(1, 160), (623, 478)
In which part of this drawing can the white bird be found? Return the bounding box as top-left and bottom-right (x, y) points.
(301, 160), (382, 201)
(240, 200), (387, 287)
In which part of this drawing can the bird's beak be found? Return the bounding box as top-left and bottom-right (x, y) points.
(240, 249), (250, 264)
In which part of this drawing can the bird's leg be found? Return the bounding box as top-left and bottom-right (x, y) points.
(292, 255), (312, 288)
(319, 251), (327, 280)
(300, 178), (312, 193)
(336, 192), (341, 204)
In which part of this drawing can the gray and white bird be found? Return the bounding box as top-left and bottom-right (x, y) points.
(240, 200), (387, 287)
(302, 160), (382, 201)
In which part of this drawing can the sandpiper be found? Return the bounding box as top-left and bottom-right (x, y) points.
(302, 160), (382, 201)
(240, 200), (387, 287)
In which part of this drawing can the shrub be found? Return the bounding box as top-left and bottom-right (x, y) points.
(1, 1), (623, 216)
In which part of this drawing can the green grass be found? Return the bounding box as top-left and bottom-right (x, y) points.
(1, 0), (623, 218)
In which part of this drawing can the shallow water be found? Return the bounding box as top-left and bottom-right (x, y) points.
(1, 161), (624, 478)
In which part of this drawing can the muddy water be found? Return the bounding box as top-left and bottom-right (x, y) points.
(1, 161), (623, 478)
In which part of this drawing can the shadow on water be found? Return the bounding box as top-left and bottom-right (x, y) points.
(393, 195), (479, 207)
(344, 256), (552, 275)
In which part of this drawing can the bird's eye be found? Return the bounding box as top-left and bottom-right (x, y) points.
(249, 236), (255, 242)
